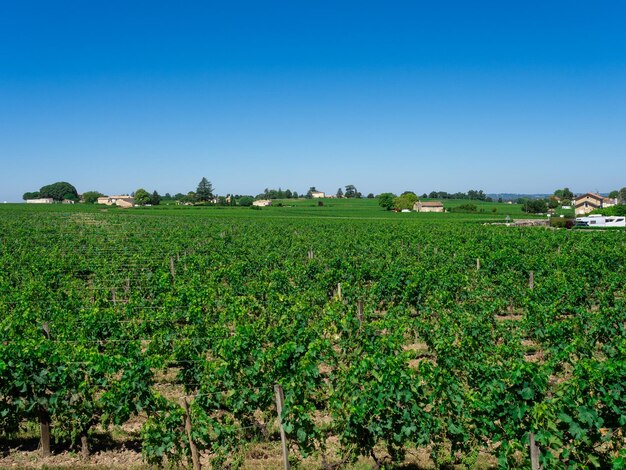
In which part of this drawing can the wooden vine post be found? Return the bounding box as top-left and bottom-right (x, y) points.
(40, 322), (51, 457)
(170, 256), (176, 280)
(274, 384), (290, 470)
(357, 300), (363, 328)
(81, 431), (89, 460)
(529, 271), (534, 290)
(529, 432), (541, 470)
(182, 397), (201, 470)
(337, 283), (342, 301)
(476, 258), (481, 270)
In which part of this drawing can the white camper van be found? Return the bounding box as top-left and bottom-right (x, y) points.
(575, 214), (626, 227)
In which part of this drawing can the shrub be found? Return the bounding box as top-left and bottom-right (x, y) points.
(451, 203), (477, 213)
(550, 218), (574, 229)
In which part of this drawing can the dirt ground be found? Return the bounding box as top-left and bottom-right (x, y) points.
(0, 434), (496, 469)
(0, 427), (443, 469)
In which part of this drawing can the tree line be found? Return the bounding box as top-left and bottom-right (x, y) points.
(23, 181), (626, 213)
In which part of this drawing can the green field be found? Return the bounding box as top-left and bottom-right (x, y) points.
(11, 197), (563, 220)
(0, 201), (622, 469)
(147, 197), (547, 218)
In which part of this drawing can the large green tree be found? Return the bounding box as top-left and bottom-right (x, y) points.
(378, 193), (396, 211)
(38, 182), (79, 201)
(393, 193), (418, 210)
(22, 191), (40, 200)
(344, 185), (359, 198)
(522, 199), (548, 213)
(238, 196), (254, 206)
(150, 191), (161, 206)
(562, 187), (574, 200)
(196, 177), (214, 202)
(134, 188), (151, 205)
(82, 191), (105, 204)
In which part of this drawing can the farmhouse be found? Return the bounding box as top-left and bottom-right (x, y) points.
(97, 196), (135, 208)
(252, 199), (272, 207)
(413, 201), (444, 213)
(574, 193), (606, 215)
(26, 198), (54, 204)
(310, 190), (325, 198)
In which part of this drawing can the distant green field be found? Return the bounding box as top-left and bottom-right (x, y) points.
(2, 197), (574, 224)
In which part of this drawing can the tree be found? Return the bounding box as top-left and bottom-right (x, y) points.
(344, 185), (358, 198)
(182, 192), (197, 204)
(150, 191), (161, 206)
(306, 187), (317, 199)
(82, 191), (105, 204)
(38, 182), (79, 201)
(562, 187), (574, 200)
(134, 188), (151, 205)
(238, 196), (254, 206)
(196, 177), (214, 202)
(522, 199), (548, 214)
(378, 193), (396, 211)
(609, 190), (619, 199)
(257, 187), (296, 199)
(22, 191), (40, 200)
(393, 193), (418, 210)
(367, 193), (374, 198)
(336, 188), (344, 198)
(619, 187), (626, 204)
(467, 189), (486, 201)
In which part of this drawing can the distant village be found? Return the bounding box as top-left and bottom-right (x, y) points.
(21, 180), (625, 219)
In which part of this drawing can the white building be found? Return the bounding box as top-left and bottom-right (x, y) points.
(252, 199), (272, 207)
(97, 196), (135, 208)
(413, 201), (444, 213)
(26, 198), (54, 204)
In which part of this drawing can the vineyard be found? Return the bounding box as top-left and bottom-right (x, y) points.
(1, 203), (625, 469)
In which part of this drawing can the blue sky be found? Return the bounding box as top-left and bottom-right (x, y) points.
(1, 1), (625, 201)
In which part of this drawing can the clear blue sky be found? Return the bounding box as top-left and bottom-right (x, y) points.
(1, 1), (625, 201)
